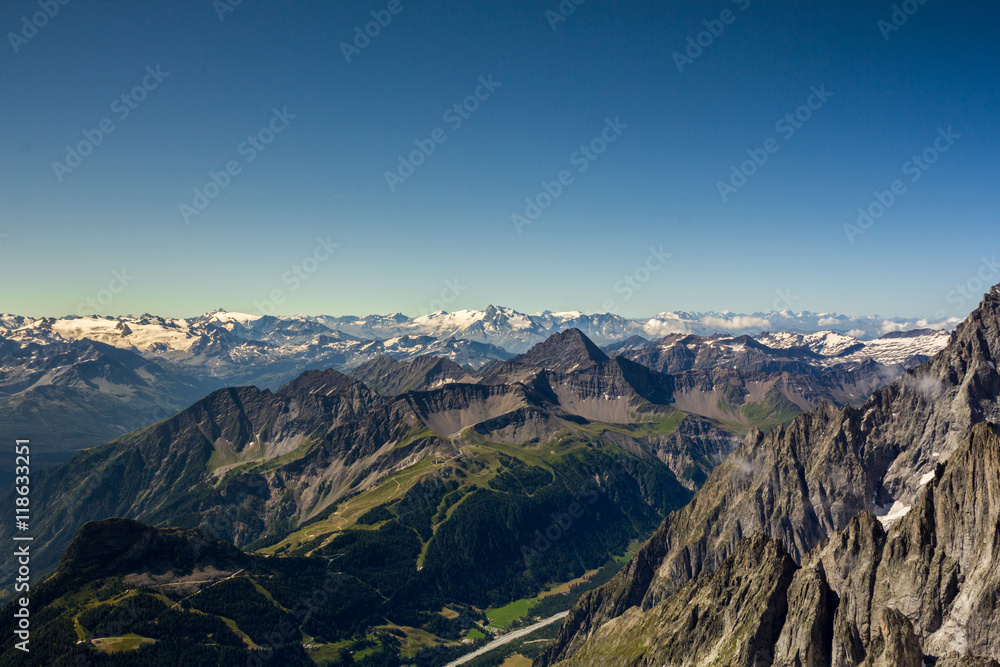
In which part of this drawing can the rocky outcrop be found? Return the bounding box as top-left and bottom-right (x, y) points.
(870, 422), (1000, 660)
(772, 562), (836, 667)
(512, 328), (610, 373)
(542, 420), (1000, 666)
(859, 608), (923, 667)
(807, 512), (886, 667)
(539, 287), (1000, 667)
(554, 533), (797, 667)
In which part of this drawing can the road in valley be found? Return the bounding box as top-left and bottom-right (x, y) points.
(444, 611), (569, 667)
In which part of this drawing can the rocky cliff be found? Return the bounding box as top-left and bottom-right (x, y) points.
(540, 286), (1000, 666)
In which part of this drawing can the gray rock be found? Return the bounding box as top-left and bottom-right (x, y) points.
(859, 608), (923, 667)
(539, 285), (1000, 667)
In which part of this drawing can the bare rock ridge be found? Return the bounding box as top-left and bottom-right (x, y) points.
(555, 532), (798, 667)
(0, 330), (695, 597)
(0, 314), (945, 487)
(546, 421), (1000, 665)
(539, 286), (1000, 666)
(512, 328), (611, 373)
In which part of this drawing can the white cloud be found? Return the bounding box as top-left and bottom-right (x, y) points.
(879, 320), (909, 334)
(700, 315), (771, 331)
(902, 373), (944, 400)
(642, 319), (690, 337)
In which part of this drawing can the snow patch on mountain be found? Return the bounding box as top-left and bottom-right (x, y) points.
(757, 329), (950, 366)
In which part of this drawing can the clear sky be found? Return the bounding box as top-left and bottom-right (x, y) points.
(1, 0), (997, 320)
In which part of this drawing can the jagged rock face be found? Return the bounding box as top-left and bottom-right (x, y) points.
(870, 422), (1000, 659)
(601, 413), (742, 491)
(807, 512), (886, 667)
(513, 328), (610, 373)
(859, 608), (924, 667)
(773, 562), (836, 667)
(553, 533), (797, 667)
(640, 402), (876, 606)
(539, 288), (1000, 667)
(541, 422), (1000, 667)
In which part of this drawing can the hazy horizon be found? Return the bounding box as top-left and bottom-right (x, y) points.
(2, 1), (997, 320)
(3, 302), (973, 330)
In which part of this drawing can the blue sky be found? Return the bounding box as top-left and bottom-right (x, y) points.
(1, 0), (997, 319)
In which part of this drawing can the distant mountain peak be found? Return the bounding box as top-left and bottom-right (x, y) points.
(513, 328), (609, 372)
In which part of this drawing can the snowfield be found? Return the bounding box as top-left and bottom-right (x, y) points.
(0, 307), (955, 376)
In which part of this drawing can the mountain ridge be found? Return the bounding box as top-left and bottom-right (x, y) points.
(548, 420), (1000, 665)
(537, 286), (1000, 666)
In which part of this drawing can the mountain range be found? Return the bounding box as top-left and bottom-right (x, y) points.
(3, 304), (956, 358)
(0, 297), (987, 666)
(538, 286), (1000, 666)
(0, 308), (950, 481)
(1, 326), (726, 665)
(315, 306), (959, 352)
